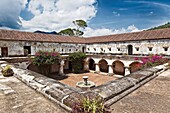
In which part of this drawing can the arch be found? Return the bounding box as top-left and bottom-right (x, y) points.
(112, 60), (125, 75)
(129, 62), (141, 73)
(89, 58), (95, 70)
(128, 45), (133, 55)
(99, 59), (108, 73)
(63, 60), (72, 73)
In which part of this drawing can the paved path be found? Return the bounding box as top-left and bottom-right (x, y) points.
(0, 73), (67, 113)
(0, 69), (170, 113)
(111, 69), (170, 113)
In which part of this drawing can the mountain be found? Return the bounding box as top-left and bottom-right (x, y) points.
(148, 22), (170, 30)
(34, 30), (58, 35)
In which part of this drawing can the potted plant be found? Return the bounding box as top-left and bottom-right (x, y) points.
(32, 51), (60, 76)
(1, 65), (14, 77)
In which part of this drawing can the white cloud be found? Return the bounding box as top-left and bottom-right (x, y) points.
(84, 25), (140, 37)
(22, 0), (97, 31)
(127, 25), (139, 32)
(0, 0), (23, 28)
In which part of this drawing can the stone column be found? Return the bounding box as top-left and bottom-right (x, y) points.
(108, 65), (114, 76)
(124, 66), (130, 76)
(95, 63), (100, 73)
(59, 60), (65, 75)
(83, 61), (89, 71)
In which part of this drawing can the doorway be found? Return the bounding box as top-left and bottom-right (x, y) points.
(99, 59), (108, 73)
(128, 45), (133, 55)
(24, 46), (31, 55)
(89, 59), (95, 70)
(82, 46), (86, 53)
(1, 47), (8, 57)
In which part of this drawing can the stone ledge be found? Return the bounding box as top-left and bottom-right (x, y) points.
(0, 61), (166, 112)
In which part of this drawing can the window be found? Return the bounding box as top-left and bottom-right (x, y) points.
(69, 49), (71, 51)
(148, 47), (153, 51)
(87, 48), (90, 51)
(62, 49), (64, 52)
(108, 48), (111, 51)
(100, 48), (103, 51)
(163, 47), (169, 51)
(76, 49), (78, 51)
(93, 48), (96, 51)
(117, 48), (120, 51)
(135, 47), (139, 51)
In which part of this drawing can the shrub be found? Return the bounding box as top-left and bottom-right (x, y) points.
(1, 65), (14, 77)
(69, 52), (86, 73)
(134, 55), (168, 70)
(71, 96), (111, 113)
(32, 51), (60, 66)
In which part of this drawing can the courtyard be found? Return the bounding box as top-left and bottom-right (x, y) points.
(0, 67), (170, 113)
(1, 0), (170, 112)
(50, 72), (118, 88)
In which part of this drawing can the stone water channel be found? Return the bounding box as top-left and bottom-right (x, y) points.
(0, 59), (168, 112)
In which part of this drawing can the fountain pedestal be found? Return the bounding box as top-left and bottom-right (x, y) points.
(76, 76), (95, 90)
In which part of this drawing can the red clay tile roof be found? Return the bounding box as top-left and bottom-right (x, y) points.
(85, 28), (170, 43)
(0, 29), (85, 44)
(0, 28), (170, 44)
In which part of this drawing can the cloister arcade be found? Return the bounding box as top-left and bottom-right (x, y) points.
(26, 56), (141, 76)
(83, 57), (141, 76)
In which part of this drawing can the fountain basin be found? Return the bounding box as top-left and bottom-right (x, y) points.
(76, 81), (95, 90)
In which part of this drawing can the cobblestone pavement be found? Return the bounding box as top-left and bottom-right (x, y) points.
(111, 69), (170, 113)
(0, 73), (67, 113)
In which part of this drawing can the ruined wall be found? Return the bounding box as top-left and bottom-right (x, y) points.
(86, 39), (170, 55)
(0, 41), (85, 56)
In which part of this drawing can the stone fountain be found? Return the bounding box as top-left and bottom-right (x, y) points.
(76, 76), (95, 90)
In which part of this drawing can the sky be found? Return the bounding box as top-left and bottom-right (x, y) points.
(0, 0), (170, 37)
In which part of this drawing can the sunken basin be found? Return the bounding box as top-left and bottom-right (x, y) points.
(76, 76), (95, 90)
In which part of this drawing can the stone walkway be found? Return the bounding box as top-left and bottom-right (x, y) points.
(111, 69), (170, 113)
(0, 73), (67, 113)
(0, 66), (170, 113)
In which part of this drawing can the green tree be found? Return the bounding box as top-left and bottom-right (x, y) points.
(148, 22), (170, 30)
(73, 19), (87, 36)
(58, 28), (74, 36)
(69, 52), (86, 73)
(58, 19), (87, 37)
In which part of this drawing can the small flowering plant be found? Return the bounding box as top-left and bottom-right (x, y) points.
(33, 51), (60, 66)
(71, 96), (111, 113)
(133, 55), (168, 71)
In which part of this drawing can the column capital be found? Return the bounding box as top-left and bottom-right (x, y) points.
(60, 59), (65, 66)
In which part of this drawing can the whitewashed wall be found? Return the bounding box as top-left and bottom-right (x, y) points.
(86, 39), (170, 55)
(0, 41), (85, 56)
(0, 39), (170, 56)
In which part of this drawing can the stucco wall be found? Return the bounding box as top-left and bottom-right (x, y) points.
(86, 39), (170, 55)
(0, 41), (85, 56)
(0, 39), (170, 56)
